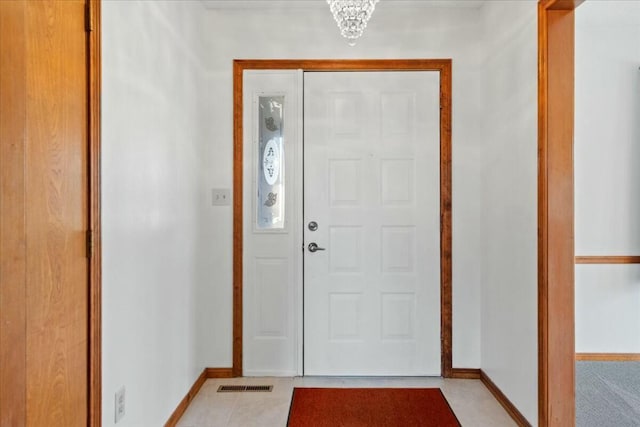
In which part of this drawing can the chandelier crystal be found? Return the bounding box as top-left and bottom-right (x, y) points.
(327, 0), (380, 46)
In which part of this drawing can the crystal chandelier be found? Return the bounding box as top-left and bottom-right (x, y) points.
(327, 0), (380, 46)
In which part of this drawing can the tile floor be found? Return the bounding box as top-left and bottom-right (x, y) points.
(177, 376), (517, 427)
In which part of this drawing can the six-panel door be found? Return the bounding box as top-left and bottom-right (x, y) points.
(303, 71), (441, 376)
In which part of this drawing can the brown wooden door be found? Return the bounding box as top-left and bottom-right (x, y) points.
(1, 1), (91, 425)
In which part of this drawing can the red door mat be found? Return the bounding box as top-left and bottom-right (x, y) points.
(287, 388), (461, 427)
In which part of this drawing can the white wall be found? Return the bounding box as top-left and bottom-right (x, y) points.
(575, 0), (640, 353)
(102, 1), (217, 425)
(202, 2), (485, 369)
(100, 2), (546, 424)
(479, 1), (539, 425)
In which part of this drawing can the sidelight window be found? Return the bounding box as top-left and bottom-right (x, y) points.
(257, 96), (285, 229)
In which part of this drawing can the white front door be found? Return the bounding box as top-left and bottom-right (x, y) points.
(303, 71), (442, 376)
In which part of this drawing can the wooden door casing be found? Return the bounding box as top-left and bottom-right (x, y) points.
(538, 0), (584, 425)
(233, 59), (452, 378)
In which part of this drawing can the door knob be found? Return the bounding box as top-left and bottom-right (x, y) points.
(307, 242), (326, 253)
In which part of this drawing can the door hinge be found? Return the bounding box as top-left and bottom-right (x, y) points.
(86, 230), (94, 259)
(85, 3), (93, 32)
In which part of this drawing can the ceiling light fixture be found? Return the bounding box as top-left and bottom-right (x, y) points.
(327, 0), (380, 46)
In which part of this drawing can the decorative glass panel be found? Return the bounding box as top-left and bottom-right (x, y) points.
(257, 96), (285, 229)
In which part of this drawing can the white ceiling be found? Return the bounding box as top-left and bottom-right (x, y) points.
(202, 0), (487, 9)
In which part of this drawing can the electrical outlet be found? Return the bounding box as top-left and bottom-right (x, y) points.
(212, 188), (231, 206)
(115, 387), (125, 423)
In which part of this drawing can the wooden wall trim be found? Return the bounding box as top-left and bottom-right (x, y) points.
(164, 369), (208, 427)
(233, 59), (453, 378)
(538, 1), (583, 426)
(164, 367), (234, 426)
(88, 0), (102, 425)
(450, 368), (481, 380)
(480, 370), (532, 427)
(0, 1), (28, 424)
(206, 368), (234, 378)
(575, 256), (640, 264)
(576, 353), (640, 362)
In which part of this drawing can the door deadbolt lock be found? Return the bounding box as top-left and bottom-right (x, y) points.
(308, 221), (318, 231)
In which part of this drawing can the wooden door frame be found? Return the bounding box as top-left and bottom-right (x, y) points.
(538, 0), (583, 425)
(88, 0), (102, 425)
(232, 59), (453, 378)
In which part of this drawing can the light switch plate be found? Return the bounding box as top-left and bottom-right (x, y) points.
(212, 188), (231, 206)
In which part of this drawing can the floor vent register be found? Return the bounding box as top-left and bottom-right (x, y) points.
(217, 385), (273, 393)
